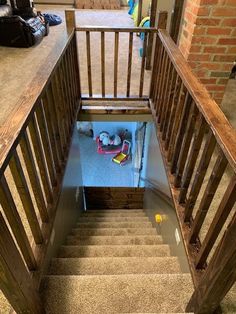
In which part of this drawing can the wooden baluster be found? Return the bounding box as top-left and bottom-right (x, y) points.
(155, 48), (166, 114)
(186, 180), (236, 314)
(44, 86), (64, 163)
(145, 0), (159, 70)
(9, 151), (43, 245)
(150, 37), (164, 111)
(189, 152), (228, 244)
(72, 34), (81, 101)
(161, 66), (176, 135)
(184, 130), (216, 222)
(114, 32), (119, 98)
(101, 31), (105, 97)
(35, 102), (57, 187)
(170, 93), (193, 172)
(51, 76), (67, 149)
(61, 55), (73, 125)
(0, 175), (37, 270)
(139, 32), (148, 97)
(126, 32), (133, 98)
(68, 41), (78, 108)
(137, 0), (143, 27)
(153, 46), (165, 113)
(167, 86), (188, 163)
(178, 115), (206, 203)
(28, 116), (53, 205)
(86, 31), (93, 97)
(66, 46), (76, 113)
(55, 68), (70, 139)
(61, 55), (73, 124)
(149, 11), (168, 100)
(149, 34), (163, 102)
(20, 133), (49, 223)
(64, 48), (75, 115)
(195, 174), (236, 269)
(157, 51), (168, 119)
(0, 212), (44, 313)
(159, 60), (172, 126)
(174, 105), (199, 188)
(41, 96), (61, 174)
(165, 77), (182, 151)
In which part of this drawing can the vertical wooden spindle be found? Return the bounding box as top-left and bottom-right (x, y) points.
(126, 32), (133, 98)
(101, 31), (105, 97)
(114, 32), (119, 98)
(20, 133), (49, 223)
(86, 31), (93, 97)
(0, 175), (37, 270)
(139, 32), (148, 98)
(9, 151), (43, 245)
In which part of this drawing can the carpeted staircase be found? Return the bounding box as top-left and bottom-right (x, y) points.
(41, 209), (194, 313)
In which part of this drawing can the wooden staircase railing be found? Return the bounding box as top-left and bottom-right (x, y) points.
(0, 27), (81, 312)
(150, 28), (236, 314)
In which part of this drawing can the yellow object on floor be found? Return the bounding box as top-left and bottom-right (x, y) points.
(155, 214), (163, 224)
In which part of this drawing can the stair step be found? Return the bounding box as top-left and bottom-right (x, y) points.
(85, 209), (144, 213)
(76, 222), (152, 229)
(42, 274), (193, 313)
(49, 257), (182, 275)
(66, 235), (163, 246)
(59, 245), (171, 258)
(71, 227), (157, 236)
(82, 212), (146, 217)
(79, 216), (150, 222)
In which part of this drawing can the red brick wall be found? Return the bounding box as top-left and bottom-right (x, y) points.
(179, 0), (236, 104)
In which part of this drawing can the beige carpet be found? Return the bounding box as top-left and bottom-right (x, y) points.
(41, 209), (193, 313)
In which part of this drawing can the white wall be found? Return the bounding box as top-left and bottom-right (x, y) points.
(141, 122), (171, 196)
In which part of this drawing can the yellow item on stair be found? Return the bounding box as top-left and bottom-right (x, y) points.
(155, 214), (163, 224)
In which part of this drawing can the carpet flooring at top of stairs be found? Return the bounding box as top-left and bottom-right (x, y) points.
(41, 209), (194, 313)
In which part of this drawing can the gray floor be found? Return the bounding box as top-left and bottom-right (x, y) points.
(78, 133), (134, 186)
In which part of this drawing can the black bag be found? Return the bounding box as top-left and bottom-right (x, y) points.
(0, 15), (49, 47)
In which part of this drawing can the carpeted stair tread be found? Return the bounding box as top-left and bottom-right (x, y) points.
(42, 274), (193, 313)
(71, 227), (157, 236)
(66, 235), (163, 245)
(76, 222), (152, 229)
(82, 212), (147, 217)
(78, 216), (150, 222)
(49, 256), (182, 275)
(58, 244), (171, 258)
(85, 209), (145, 213)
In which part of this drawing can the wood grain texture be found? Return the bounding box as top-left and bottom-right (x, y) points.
(158, 30), (236, 173)
(0, 212), (44, 314)
(9, 151), (43, 245)
(0, 175), (37, 270)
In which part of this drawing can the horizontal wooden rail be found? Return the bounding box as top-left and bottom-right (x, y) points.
(74, 11), (167, 100)
(0, 29), (81, 313)
(158, 29), (236, 173)
(150, 29), (236, 314)
(76, 26), (158, 33)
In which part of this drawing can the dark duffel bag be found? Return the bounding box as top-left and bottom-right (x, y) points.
(0, 15), (49, 47)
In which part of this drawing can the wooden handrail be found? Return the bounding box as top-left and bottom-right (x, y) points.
(0, 29), (81, 313)
(0, 30), (75, 175)
(158, 29), (236, 173)
(76, 26), (158, 33)
(150, 29), (236, 314)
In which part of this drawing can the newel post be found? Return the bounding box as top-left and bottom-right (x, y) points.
(65, 9), (76, 34)
(186, 175), (236, 314)
(149, 11), (168, 98)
